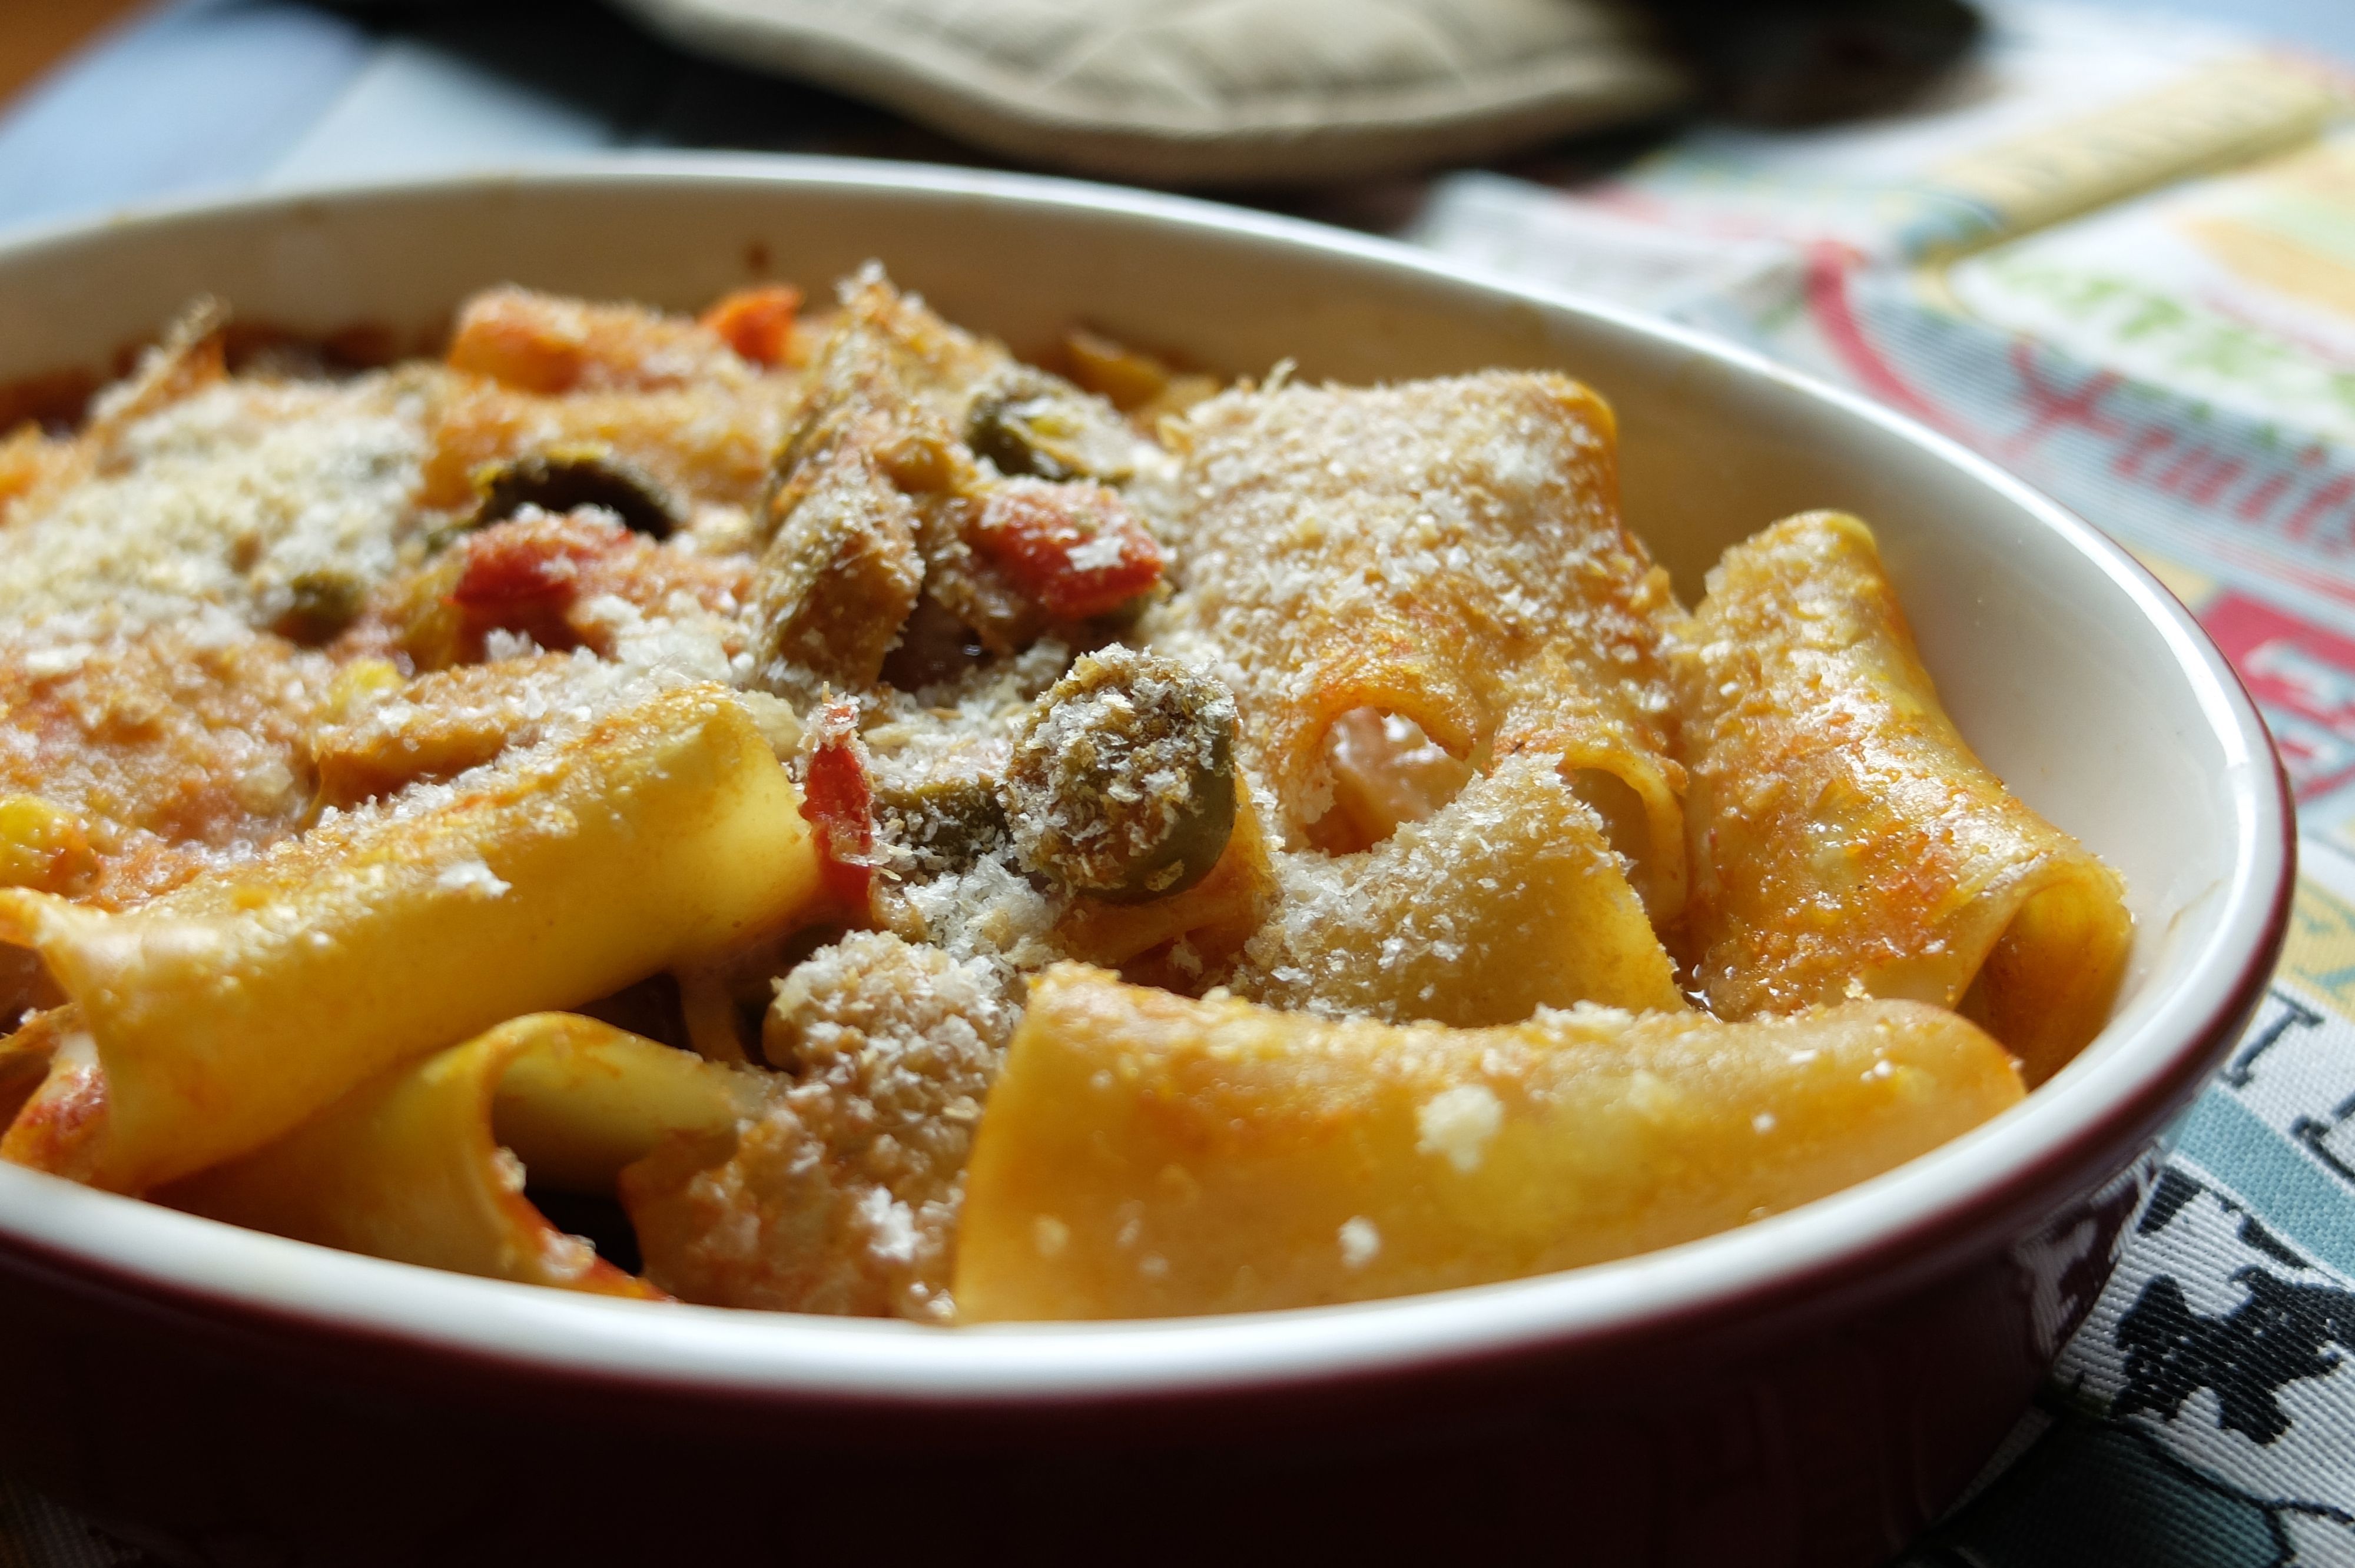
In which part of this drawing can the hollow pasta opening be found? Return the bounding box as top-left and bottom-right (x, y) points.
(0, 1004), (64, 1131)
(527, 1186), (644, 1275)
(1302, 714), (1676, 925)
(1567, 766), (1658, 906)
(1303, 707), (1475, 853)
(155, 1014), (744, 1300)
(1955, 870), (2133, 1087)
(0, 924), (97, 1178)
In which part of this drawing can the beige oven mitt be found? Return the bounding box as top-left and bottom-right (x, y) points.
(609, 0), (1689, 184)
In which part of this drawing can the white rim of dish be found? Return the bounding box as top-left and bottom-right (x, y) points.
(0, 154), (2293, 1406)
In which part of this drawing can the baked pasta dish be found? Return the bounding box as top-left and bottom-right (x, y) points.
(0, 270), (2131, 1321)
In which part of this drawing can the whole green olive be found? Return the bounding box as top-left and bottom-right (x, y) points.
(1002, 646), (1238, 902)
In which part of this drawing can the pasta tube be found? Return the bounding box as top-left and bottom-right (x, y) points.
(956, 966), (2024, 1321)
(1674, 513), (2132, 1083)
(0, 684), (820, 1193)
(1152, 373), (1687, 918)
(165, 1014), (759, 1297)
(1229, 754), (1686, 1025)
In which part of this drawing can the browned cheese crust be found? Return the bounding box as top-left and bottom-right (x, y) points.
(0, 626), (330, 908)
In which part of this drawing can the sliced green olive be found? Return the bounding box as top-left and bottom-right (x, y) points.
(964, 370), (1135, 485)
(468, 447), (677, 538)
(1001, 647), (1238, 903)
(877, 770), (1010, 871)
(273, 567), (366, 645)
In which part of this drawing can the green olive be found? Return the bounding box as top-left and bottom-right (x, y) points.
(876, 770), (1010, 871)
(273, 568), (366, 645)
(964, 370), (1135, 485)
(1002, 647), (1238, 903)
(468, 447), (677, 538)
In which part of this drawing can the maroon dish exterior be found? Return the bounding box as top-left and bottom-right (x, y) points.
(0, 937), (2280, 1568)
(0, 164), (2296, 1566)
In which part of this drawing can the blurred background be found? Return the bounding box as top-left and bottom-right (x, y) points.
(4, 1), (2351, 215)
(4, 5), (2355, 1565)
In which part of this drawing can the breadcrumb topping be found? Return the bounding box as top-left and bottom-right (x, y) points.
(0, 371), (433, 637)
(1146, 371), (1681, 863)
(625, 931), (1014, 1321)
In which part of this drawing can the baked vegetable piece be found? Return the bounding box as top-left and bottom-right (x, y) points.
(752, 273), (1158, 696)
(466, 448), (679, 537)
(955, 965), (2024, 1320)
(1674, 512), (2132, 1084)
(1002, 647), (1239, 903)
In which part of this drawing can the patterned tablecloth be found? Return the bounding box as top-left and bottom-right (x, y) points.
(6, 3), (2355, 1562)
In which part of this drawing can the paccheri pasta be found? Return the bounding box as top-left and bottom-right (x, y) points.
(0, 267), (2130, 1322)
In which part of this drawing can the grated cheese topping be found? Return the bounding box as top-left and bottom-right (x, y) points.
(1415, 1084), (1503, 1174)
(0, 371), (436, 637)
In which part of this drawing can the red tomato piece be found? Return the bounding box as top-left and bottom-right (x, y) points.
(449, 510), (633, 647)
(799, 701), (875, 913)
(700, 284), (803, 368)
(968, 478), (1165, 620)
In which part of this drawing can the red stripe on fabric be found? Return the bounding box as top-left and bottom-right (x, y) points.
(1803, 243), (1952, 431)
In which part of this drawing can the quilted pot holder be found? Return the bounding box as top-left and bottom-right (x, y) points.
(609, 0), (1691, 184)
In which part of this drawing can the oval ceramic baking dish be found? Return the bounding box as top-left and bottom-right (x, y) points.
(0, 158), (2291, 1567)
